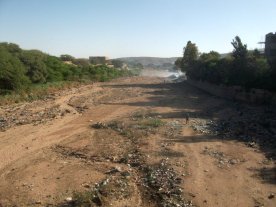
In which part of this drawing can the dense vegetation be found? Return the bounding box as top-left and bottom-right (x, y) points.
(0, 42), (132, 95)
(177, 37), (276, 91)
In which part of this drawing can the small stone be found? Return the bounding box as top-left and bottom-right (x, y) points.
(121, 171), (131, 177)
(82, 183), (90, 188)
(229, 159), (239, 165)
(105, 166), (122, 174)
(268, 193), (275, 199)
(65, 197), (73, 202)
(189, 192), (196, 197)
(102, 179), (109, 186)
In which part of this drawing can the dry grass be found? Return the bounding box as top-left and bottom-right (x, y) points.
(0, 81), (83, 106)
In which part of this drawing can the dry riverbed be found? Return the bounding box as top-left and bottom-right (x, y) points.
(0, 77), (275, 207)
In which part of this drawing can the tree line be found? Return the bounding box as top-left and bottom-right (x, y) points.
(0, 43), (131, 94)
(176, 36), (276, 91)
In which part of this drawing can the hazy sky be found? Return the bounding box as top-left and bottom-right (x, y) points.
(0, 0), (275, 58)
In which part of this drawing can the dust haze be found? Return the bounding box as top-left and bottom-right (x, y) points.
(141, 68), (184, 78)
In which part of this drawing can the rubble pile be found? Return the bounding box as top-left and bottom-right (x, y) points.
(89, 112), (193, 206)
(53, 145), (89, 160)
(165, 120), (183, 138)
(60, 175), (133, 207)
(189, 119), (215, 135)
(202, 147), (243, 168)
(0, 105), (66, 131)
(68, 96), (89, 113)
(90, 121), (108, 129)
(119, 150), (143, 168)
(190, 107), (276, 158)
(91, 116), (163, 139)
(143, 159), (193, 207)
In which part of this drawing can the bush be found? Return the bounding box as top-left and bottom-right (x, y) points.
(19, 50), (48, 83)
(179, 37), (276, 91)
(0, 42), (134, 100)
(60, 54), (75, 62)
(0, 44), (30, 92)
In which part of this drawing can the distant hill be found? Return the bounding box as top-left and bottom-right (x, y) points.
(114, 57), (180, 70)
(220, 53), (231, 58)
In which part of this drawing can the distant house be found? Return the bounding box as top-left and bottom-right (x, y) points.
(265, 32), (276, 63)
(89, 56), (111, 65)
(122, 63), (128, 70)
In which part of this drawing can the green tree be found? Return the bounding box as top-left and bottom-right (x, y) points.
(181, 41), (199, 73)
(72, 58), (90, 67)
(0, 42), (21, 54)
(46, 56), (69, 81)
(60, 54), (75, 62)
(111, 59), (124, 68)
(197, 51), (222, 83)
(231, 36), (248, 60)
(229, 36), (249, 86)
(199, 51), (220, 62)
(20, 50), (48, 83)
(174, 57), (182, 69)
(0, 46), (29, 91)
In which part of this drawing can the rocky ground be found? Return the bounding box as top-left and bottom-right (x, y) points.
(0, 76), (275, 207)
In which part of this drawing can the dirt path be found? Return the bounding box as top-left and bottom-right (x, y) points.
(0, 77), (275, 207)
(176, 127), (275, 207)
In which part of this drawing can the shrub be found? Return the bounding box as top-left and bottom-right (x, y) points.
(179, 36), (276, 91)
(0, 45), (30, 92)
(0, 42), (133, 99)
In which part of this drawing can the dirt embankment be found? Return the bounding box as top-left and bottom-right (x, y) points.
(0, 76), (275, 207)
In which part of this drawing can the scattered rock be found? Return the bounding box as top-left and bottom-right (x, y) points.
(105, 166), (122, 174)
(247, 142), (258, 148)
(189, 106), (276, 161)
(268, 193), (275, 199)
(120, 171), (131, 177)
(203, 147), (241, 167)
(0, 105), (63, 131)
(65, 197), (73, 202)
(188, 193), (196, 198)
(91, 122), (108, 129)
(82, 183), (91, 188)
(143, 159), (193, 207)
(229, 159), (240, 165)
